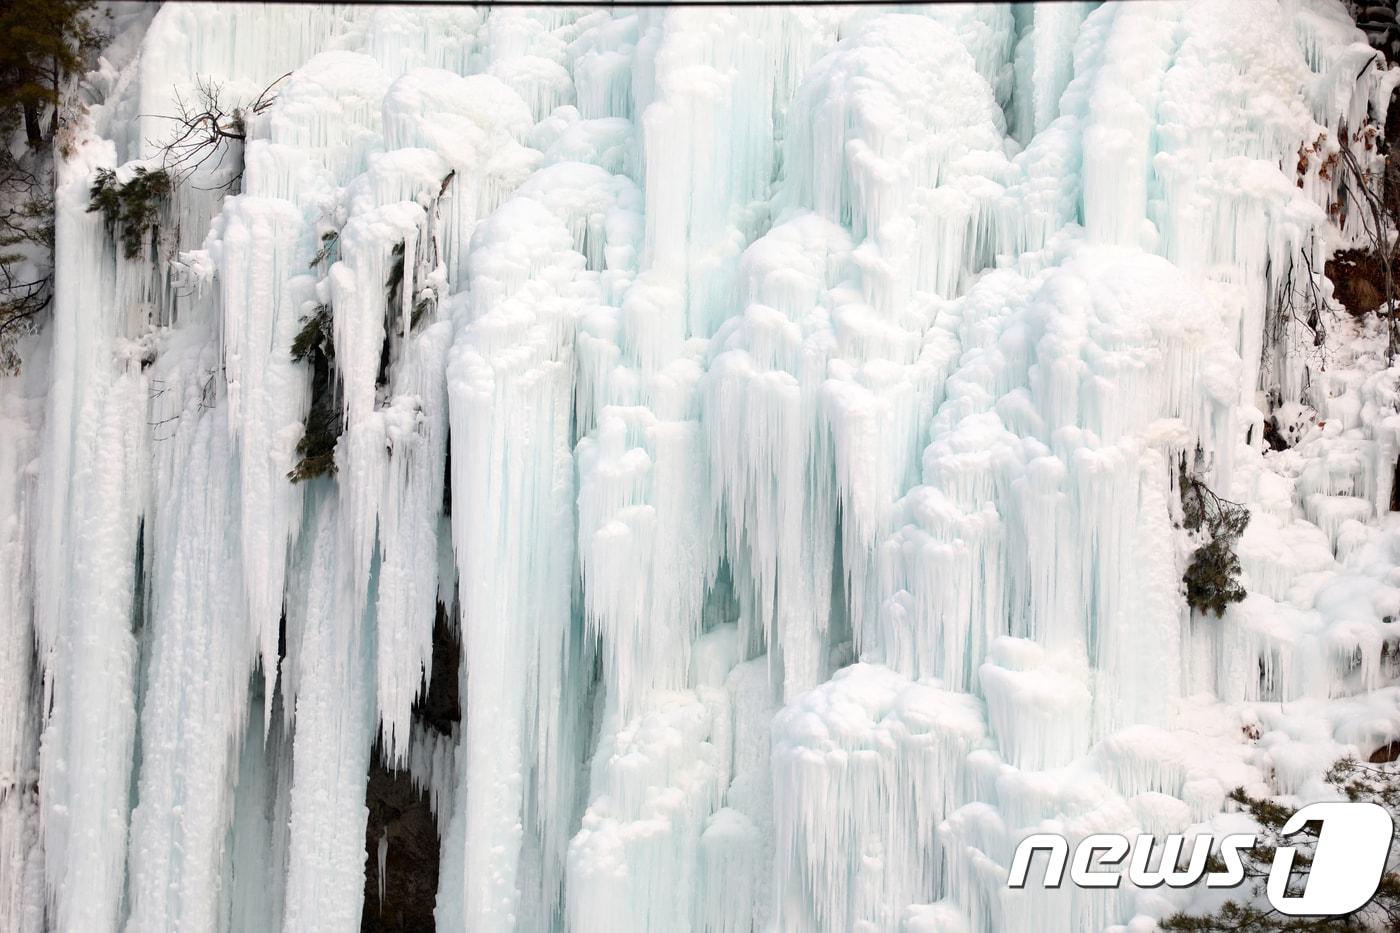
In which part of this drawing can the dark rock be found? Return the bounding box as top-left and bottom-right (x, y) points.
(360, 600), (459, 931)
(361, 762), (440, 933)
(412, 601), (459, 736)
(1369, 739), (1400, 763)
(1326, 247), (1395, 316)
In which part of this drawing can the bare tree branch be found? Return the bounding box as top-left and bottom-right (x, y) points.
(144, 72), (291, 190)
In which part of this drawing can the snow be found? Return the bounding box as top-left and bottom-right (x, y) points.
(4, 2), (1400, 932)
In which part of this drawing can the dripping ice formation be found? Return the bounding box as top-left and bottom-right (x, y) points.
(3, 0), (1400, 930)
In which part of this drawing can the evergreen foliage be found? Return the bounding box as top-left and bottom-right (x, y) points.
(0, 0), (103, 147)
(87, 166), (172, 259)
(1180, 462), (1250, 616)
(386, 239), (405, 306)
(290, 302), (331, 364)
(308, 229), (338, 269)
(0, 0), (103, 371)
(288, 302), (342, 482)
(1161, 759), (1400, 931)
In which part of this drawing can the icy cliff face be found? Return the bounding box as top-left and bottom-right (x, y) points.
(3, 1), (1400, 931)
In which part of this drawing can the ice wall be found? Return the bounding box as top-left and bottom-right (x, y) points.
(3, 2), (1400, 932)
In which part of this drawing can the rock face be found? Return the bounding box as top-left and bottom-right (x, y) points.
(1328, 247), (1393, 314)
(1357, 0), (1400, 62)
(362, 765), (440, 933)
(362, 604), (458, 930)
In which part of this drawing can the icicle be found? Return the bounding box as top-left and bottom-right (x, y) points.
(279, 491), (375, 933)
(376, 831), (388, 908)
(35, 157), (148, 933)
(442, 195), (587, 932)
(772, 664), (988, 930)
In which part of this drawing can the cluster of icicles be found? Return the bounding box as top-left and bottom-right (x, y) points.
(2, 2), (1400, 932)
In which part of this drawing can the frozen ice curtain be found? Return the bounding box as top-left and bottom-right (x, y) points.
(2, 2), (1399, 932)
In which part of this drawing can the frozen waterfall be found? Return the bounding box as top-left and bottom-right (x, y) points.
(3, 1), (1400, 931)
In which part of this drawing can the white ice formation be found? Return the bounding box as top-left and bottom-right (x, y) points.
(3, 1), (1400, 931)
